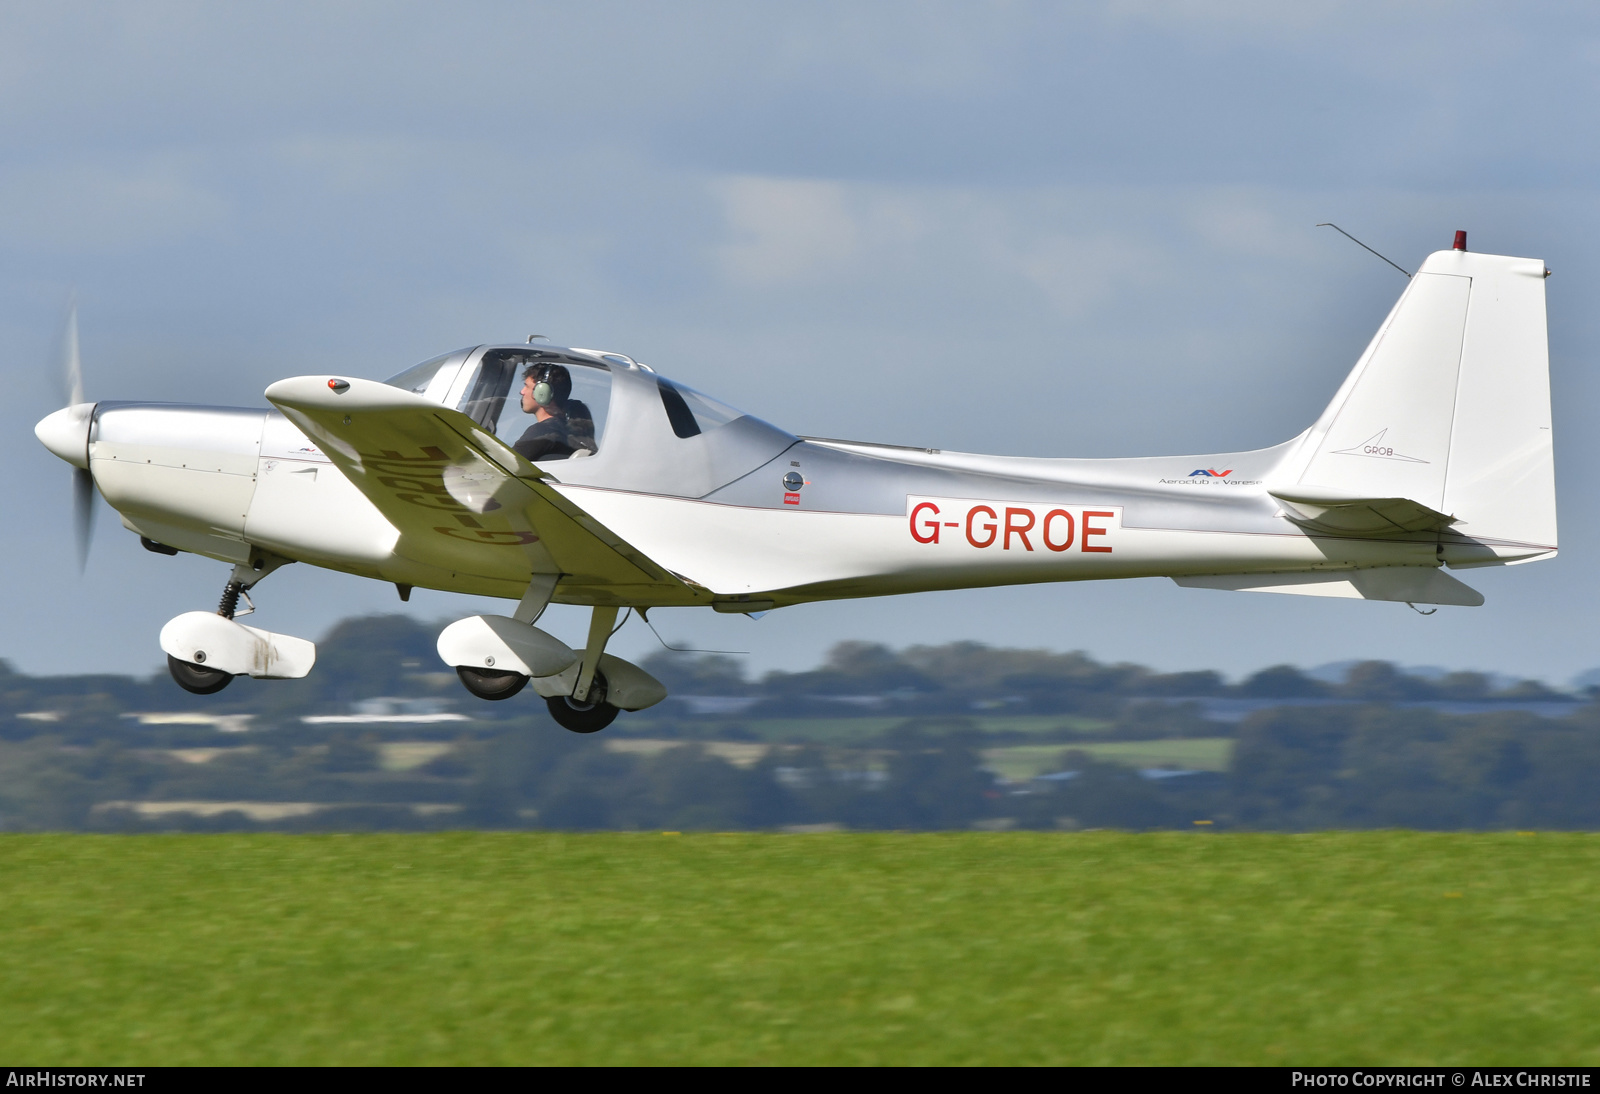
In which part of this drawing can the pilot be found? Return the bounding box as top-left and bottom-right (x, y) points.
(513, 362), (597, 461)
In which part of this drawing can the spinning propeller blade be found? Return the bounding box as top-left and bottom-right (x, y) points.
(73, 466), (95, 572)
(55, 295), (95, 571)
(62, 294), (83, 407)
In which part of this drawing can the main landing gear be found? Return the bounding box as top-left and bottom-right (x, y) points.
(456, 666), (528, 701)
(545, 605), (620, 733)
(546, 670), (617, 733)
(463, 658), (617, 732)
(437, 581), (665, 734)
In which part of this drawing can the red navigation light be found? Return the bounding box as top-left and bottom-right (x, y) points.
(1453, 230), (1468, 252)
(328, 378), (350, 393)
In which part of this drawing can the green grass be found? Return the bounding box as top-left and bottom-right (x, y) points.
(2, 833), (1598, 1065)
(984, 738), (1236, 778)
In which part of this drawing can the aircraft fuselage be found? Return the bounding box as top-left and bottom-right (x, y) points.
(60, 398), (1515, 614)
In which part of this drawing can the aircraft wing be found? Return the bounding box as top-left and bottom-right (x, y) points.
(264, 376), (701, 603)
(1268, 486), (1458, 536)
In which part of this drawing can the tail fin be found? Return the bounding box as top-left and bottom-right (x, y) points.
(1280, 245), (1555, 557)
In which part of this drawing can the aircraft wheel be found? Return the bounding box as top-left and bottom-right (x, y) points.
(167, 654), (233, 695)
(546, 696), (619, 733)
(456, 666), (529, 701)
(545, 672), (618, 733)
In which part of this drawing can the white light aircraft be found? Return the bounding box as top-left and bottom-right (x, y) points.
(35, 234), (1555, 731)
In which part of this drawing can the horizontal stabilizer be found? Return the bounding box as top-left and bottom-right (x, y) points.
(1173, 566), (1483, 606)
(1269, 486), (1457, 536)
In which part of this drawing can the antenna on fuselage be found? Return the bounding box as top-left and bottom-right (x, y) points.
(527, 334), (548, 344)
(1316, 223), (1412, 279)
(636, 608), (748, 656)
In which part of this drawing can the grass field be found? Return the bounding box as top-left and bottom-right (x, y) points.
(982, 738), (1236, 778)
(2, 832), (1597, 1065)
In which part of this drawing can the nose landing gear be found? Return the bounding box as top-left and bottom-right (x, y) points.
(167, 572), (259, 695)
(163, 552), (311, 694)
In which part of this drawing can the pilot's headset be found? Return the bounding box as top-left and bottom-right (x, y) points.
(526, 362), (568, 409)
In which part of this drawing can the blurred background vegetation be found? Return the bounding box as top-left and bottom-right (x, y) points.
(2, 614), (1598, 833)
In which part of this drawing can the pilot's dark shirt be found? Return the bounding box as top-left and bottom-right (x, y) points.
(513, 403), (596, 461)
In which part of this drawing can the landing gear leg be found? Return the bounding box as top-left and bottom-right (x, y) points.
(216, 579), (249, 620)
(545, 605), (621, 733)
(514, 573), (559, 624)
(216, 551), (294, 619)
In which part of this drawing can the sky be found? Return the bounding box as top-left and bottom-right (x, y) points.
(3, 1), (1598, 685)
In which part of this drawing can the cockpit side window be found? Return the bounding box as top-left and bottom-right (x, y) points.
(383, 349), (471, 398)
(657, 378), (744, 439)
(658, 379), (701, 439)
(455, 350), (611, 462)
(460, 354), (519, 431)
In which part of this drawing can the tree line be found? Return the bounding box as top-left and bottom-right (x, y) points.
(0, 614), (1596, 831)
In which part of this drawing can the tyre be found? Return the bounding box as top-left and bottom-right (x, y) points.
(456, 666), (529, 701)
(545, 696), (620, 733)
(545, 671), (618, 733)
(167, 654), (233, 695)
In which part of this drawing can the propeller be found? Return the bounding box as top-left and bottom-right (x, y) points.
(62, 292), (83, 407)
(72, 464), (95, 572)
(38, 295), (97, 570)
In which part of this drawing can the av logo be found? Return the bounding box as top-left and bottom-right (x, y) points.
(1187, 469), (1233, 478)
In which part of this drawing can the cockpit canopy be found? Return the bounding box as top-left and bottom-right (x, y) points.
(384, 346), (611, 459)
(382, 343), (797, 498)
